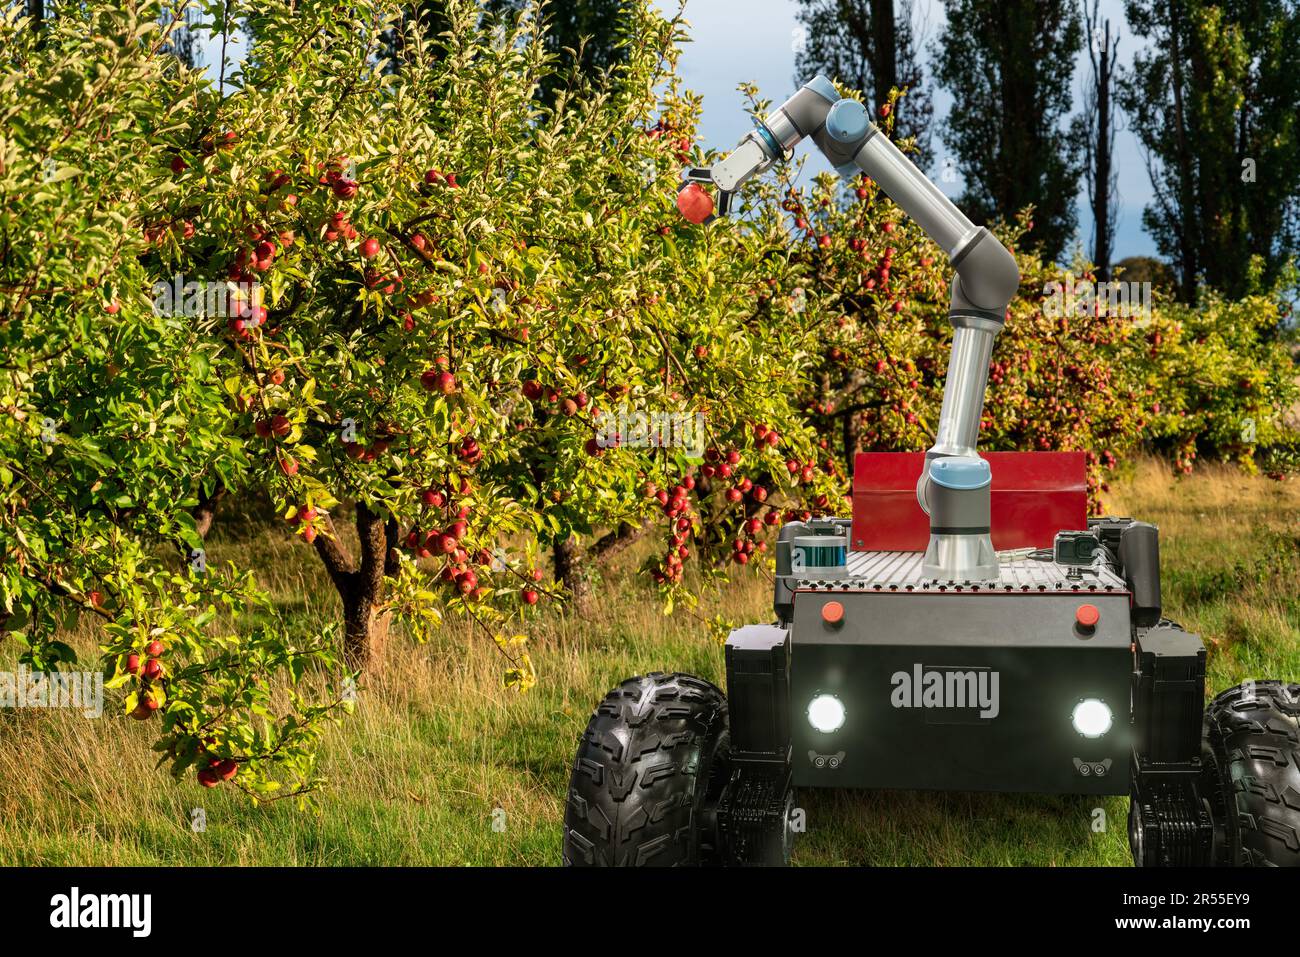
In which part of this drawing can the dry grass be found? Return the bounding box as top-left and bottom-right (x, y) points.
(1107, 459), (1300, 691)
(0, 457), (1295, 866)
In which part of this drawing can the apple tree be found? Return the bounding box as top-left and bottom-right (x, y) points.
(0, 2), (346, 800)
(138, 0), (841, 677)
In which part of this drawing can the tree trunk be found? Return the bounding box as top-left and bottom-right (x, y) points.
(341, 583), (390, 672)
(553, 535), (592, 616)
(869, 0), (898, 114)
(311, 502), (391, 672)
(590, 520), (648, 561)
(28, 0), (45, 39)
(1167, 1), (1199, 304)
(1092, 17), (1115, 281)
(192, 483), (226, 539)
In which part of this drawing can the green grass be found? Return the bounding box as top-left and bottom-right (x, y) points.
(1, 459), (1296, 866)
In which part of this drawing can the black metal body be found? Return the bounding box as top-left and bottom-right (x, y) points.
(1128, 623), (1216, 865)
(720, 517), (1213, 863)
(717, 625), (794, 865)
(787, 590), (1132, 794)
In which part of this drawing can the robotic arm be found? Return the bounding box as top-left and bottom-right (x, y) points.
(684, 75), (1021, 581)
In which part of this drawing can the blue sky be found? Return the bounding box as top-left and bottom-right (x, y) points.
(197, 0), (1159, 261)
(658, 0), (1158, 262)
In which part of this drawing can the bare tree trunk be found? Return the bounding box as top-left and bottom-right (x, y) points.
(553, 535), (592, 616)
(27, 0), (44, 32)
(192, 483), (226, 539)
(341, 583), (390, 671)
(312, 502), (391, 671)
(1083, 4), (1118, 281)
(1093, 36), (1113, 281)
(869, 0), (898, 114)
(1167, 2), (1198, 303)
(590, 520), (649, 561)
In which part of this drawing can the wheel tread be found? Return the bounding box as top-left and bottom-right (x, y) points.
(1206, 680), (1300, 866)
(562, 672), (727, 867)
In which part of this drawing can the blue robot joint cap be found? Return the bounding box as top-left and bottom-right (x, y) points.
(927, 455), (991, 491)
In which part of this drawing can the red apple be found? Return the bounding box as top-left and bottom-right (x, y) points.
(143, 658), (163, 681)
(126, 653), (140, 675)
(420, 370), (457, 395)
(145, 640), (164, 657)
(676, 183), (714, 224)
(522, 589), (539, 606)
(360, 237), (380, 258)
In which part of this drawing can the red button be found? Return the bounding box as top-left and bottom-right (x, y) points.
(822, 601), (844, 625)
(1076, 604), (1100, 628)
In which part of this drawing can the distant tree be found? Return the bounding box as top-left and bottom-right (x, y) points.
(932, 0), (1084, 262)
(1119, 0), (1300, 303)
(1082, 0), (1119, 280)
(377, 1), (632, 100)
(793, 0), (933, 166)
(24, 0), (47, 49)
(1113, 255), (1177, 294)
(160, 3), (202, 70)
(379, 1), (452, 73)
(484, 0), (634, 101)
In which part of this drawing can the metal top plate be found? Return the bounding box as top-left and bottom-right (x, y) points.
(793, 550), (1128, 594)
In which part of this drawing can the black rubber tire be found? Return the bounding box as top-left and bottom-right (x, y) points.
(563, 672), (729, 866)
(1205, 680), (1300, 866)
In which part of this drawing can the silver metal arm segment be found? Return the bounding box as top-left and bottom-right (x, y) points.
(698, 75), (1022, 581)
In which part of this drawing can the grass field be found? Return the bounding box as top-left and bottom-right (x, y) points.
(1, 459), (1296, 866)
